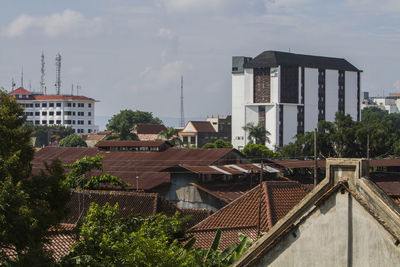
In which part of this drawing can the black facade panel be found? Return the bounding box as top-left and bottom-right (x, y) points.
(280, 66), (299, 103)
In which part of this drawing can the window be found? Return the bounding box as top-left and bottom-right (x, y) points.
(66, 111), (72, 115)
(42, 111), (47, 116)
(56, 120), (61, 124)
(88, 129), (91, 133)
(190, 136), (195, 144)
(49, 111), (54, 116)
(42, 103), (47, 107)
(67, 103), (72, 107)
(35, 103), (40, 107)
(42, 120), (47, 124)
(56, 103), (61, 107)
(73, 112), (76, 116)
(56, 111), (61, 115)
(49, 103), (54, 107)
(73, 103), (76, 107)
(88, 120), (91, 125)
(35, 120), (40, 125)
(65, 120), (71, 124)
(78, 103), (84, 108)
(72, 120), (76, 125)
(49, 120), (54, 124)
(78, 112), (84, 116)
(88, 103), (92, 108)
(72, 129), (76, 133)
(35, 112), (40, 116)
(88, 112), (91, 116)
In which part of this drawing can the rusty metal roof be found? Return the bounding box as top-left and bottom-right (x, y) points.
(95, 140), (168, 147)
(269, 159), (326, 169)
(135, 124), (167, 134)
(190, 121), (216, 132)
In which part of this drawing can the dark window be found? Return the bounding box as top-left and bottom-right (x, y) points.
(35, 112), (40, 116)
(56, 111), (61, 115)
(73, 103), (76, 107)
(67, 103), (72, 107)
(72, 120), (76, 124)
(66, 111), (72, 115)
(279, 105), (283, 147)
(190, 136), (195, 144)
(88, 120), (91, 125)
(88, 112), (91, 116)
(35, 120), (40, 125)
(73, 112), (76, 116)
(258, 106), (265, 127)
(49, 120), (54, 124)
(42, 111), (47, 116)
(280, 66), (299, 103)
(88, 129), (92, 133)
(49, 103), (54, 107)
(42, 103), (47, 107)
(78, 103), (84, 108)
(65, 120), (71, 124)
(49, 111), (54, 116)
(318, 69), (326, 121)
(88, 103), (92, 108)
(56, 102), (61, 107)
(56, 120), (61, 124)
(42, 120), (47, 124)
(35, 103), (40, 107)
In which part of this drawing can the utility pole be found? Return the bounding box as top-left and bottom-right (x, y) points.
(314, 128), (318, 187)
(257, 161), (263, 237)
(180, 76), (185, 127)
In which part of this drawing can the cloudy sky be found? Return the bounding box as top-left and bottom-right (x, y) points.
(1, 0), (399, 128)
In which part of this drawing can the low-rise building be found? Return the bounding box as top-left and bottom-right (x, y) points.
(10, 87), (99, 134)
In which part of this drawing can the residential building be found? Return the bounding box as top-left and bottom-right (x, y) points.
(232, 51), (361, 150)
(132, 123), (167, 141)
(10, 87), (99, 134)
(179, 116), (232, 148)
(234, 158), (400, 267)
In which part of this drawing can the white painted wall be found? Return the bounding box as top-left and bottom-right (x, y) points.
(232, 73), (246, 149)
(345, 71), (358, 120)
(283, 105), (298, 144)
(325, 70), (339, 122)
(244, 69), (254, 104)
(304, 68), (319, 132)
(265, 105), (277, 150)
(270, 66), (280, 104)
(244, 105), (259, 146)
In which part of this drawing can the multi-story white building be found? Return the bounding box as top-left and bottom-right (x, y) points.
(10, 87), (99, 134)
(232, 51), (361, 150)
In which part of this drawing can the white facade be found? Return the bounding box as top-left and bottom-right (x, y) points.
(232, 51), (361, 150)
(11, 87), (99, 134)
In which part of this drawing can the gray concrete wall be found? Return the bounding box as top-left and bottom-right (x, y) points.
(254, 191), (400, 267)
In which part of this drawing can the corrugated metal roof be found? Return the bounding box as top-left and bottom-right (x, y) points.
(190, 121), (216, 133)
(135, 124), (167, 134)
(95, 140), (167, 147)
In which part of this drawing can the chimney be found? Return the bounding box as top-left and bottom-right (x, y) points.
(326, 158), (369, 186)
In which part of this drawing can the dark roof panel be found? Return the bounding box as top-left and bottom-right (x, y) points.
(244, 51), (360, 71)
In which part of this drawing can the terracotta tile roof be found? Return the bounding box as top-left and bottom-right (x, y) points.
(32, 147), (240, 190)
(64, 190), (180, 224)
(10, 87), (32, 95)
(189, 183), (255, 204)
(191, 121), (216, 133)
(135, 124), (167, 134)
(45, 223), (76, 260)
(190, 181), (309, 250)
(180, 209), (213, 228)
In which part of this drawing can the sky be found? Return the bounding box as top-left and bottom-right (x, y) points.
(1, 0), (400, 129)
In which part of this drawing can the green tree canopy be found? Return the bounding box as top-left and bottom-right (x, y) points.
(0, 90), (70, 265)
(106, 110), (162, 140)
(241, 144), (277, 162)
(61, 203), (199, 266)
(202, 139), (233, 149)
(24, 124), (74, 147)
(59, 134), (87, 147)
(157, 127), (182, 147)
(242, 123), (270, 145)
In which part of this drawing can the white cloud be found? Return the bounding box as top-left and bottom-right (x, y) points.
(345, 0), (400, 14)
(158, 0), (227, 12)
(265, 0), (312, 11)
(1, 9), (102, 38)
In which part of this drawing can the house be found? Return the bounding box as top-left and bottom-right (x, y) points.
(132, 123), (167, 141)
(232, 51), (361, 150)
(234, 158), (400, 266)
(190, 180), (309, 250)
(179, 117), (232, 148)
(9, 87), (99, 134)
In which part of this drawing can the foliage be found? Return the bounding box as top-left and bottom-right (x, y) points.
(202, 139), (233, 149)
(241, 144), (277, 162)
(64, 155), (130, 189)
(61, 203), (199, 266)
(24, 124), (74, 147)
(59, 134), (87, 147)
(0, 90), (70, 265)
(199, 229), (254, 266)
(157, 127), (182, 147)
(106, 110), (162, 140)
(242, 123), (271, 145)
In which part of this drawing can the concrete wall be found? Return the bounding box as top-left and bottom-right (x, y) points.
(244, 105), (259, 146)
(345, 71), (358, 120)
(254, 190), (400, 267)
(325, 69), (339, 122)
(304, 68), (319, 132)
(265, 105), (277, 150)
(232, 72), (246, 149)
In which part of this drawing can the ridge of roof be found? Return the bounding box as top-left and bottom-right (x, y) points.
(10, 87), (32, 95)
(264, 182), (273, 228)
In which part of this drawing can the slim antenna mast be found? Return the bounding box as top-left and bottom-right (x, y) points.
(55, 53), (61, 95)
(11, 78), (16, 91)
(21, 66), (24, 88)
(71, 84), (74, 95)
(77, 84), (81, 96)
(40, 52), (45, 93)
(180, 76), (185, 127)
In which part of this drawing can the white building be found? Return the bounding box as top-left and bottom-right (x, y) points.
(10, 87), (99, 134)
(232, 51), (361, 150)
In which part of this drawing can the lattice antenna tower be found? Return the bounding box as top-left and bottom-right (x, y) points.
(180, 75), (185, 127)
(55, 53), (61, 95)
(40, 51), (45, 93)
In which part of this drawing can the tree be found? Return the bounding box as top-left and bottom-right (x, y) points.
(59, 134), (87, 147)
(202, 139), (233, 149)
(61, 203), (199, 266)
(0, 90), (70, 264)
(65, 155), (129, 190)
(24, 124), (74, 147)
(241, 144), (277, 162)
(242, 123), (270, 145)
(107, 110), (162, 140)
(157, 127), (182, 147)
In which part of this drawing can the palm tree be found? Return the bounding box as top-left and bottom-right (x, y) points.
(242, 123), (270, 145)
(157, 127), (182, 147)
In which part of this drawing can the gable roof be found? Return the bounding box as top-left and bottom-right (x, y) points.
(32, 147), (243, 190)
(243, 51), (360, 71)
(191, 181), (309, 250)
(190, 121), (216, 133)
(234, 158), (400, 266)
(10, 87), (32, 95)
(135, 124), (167, 134)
